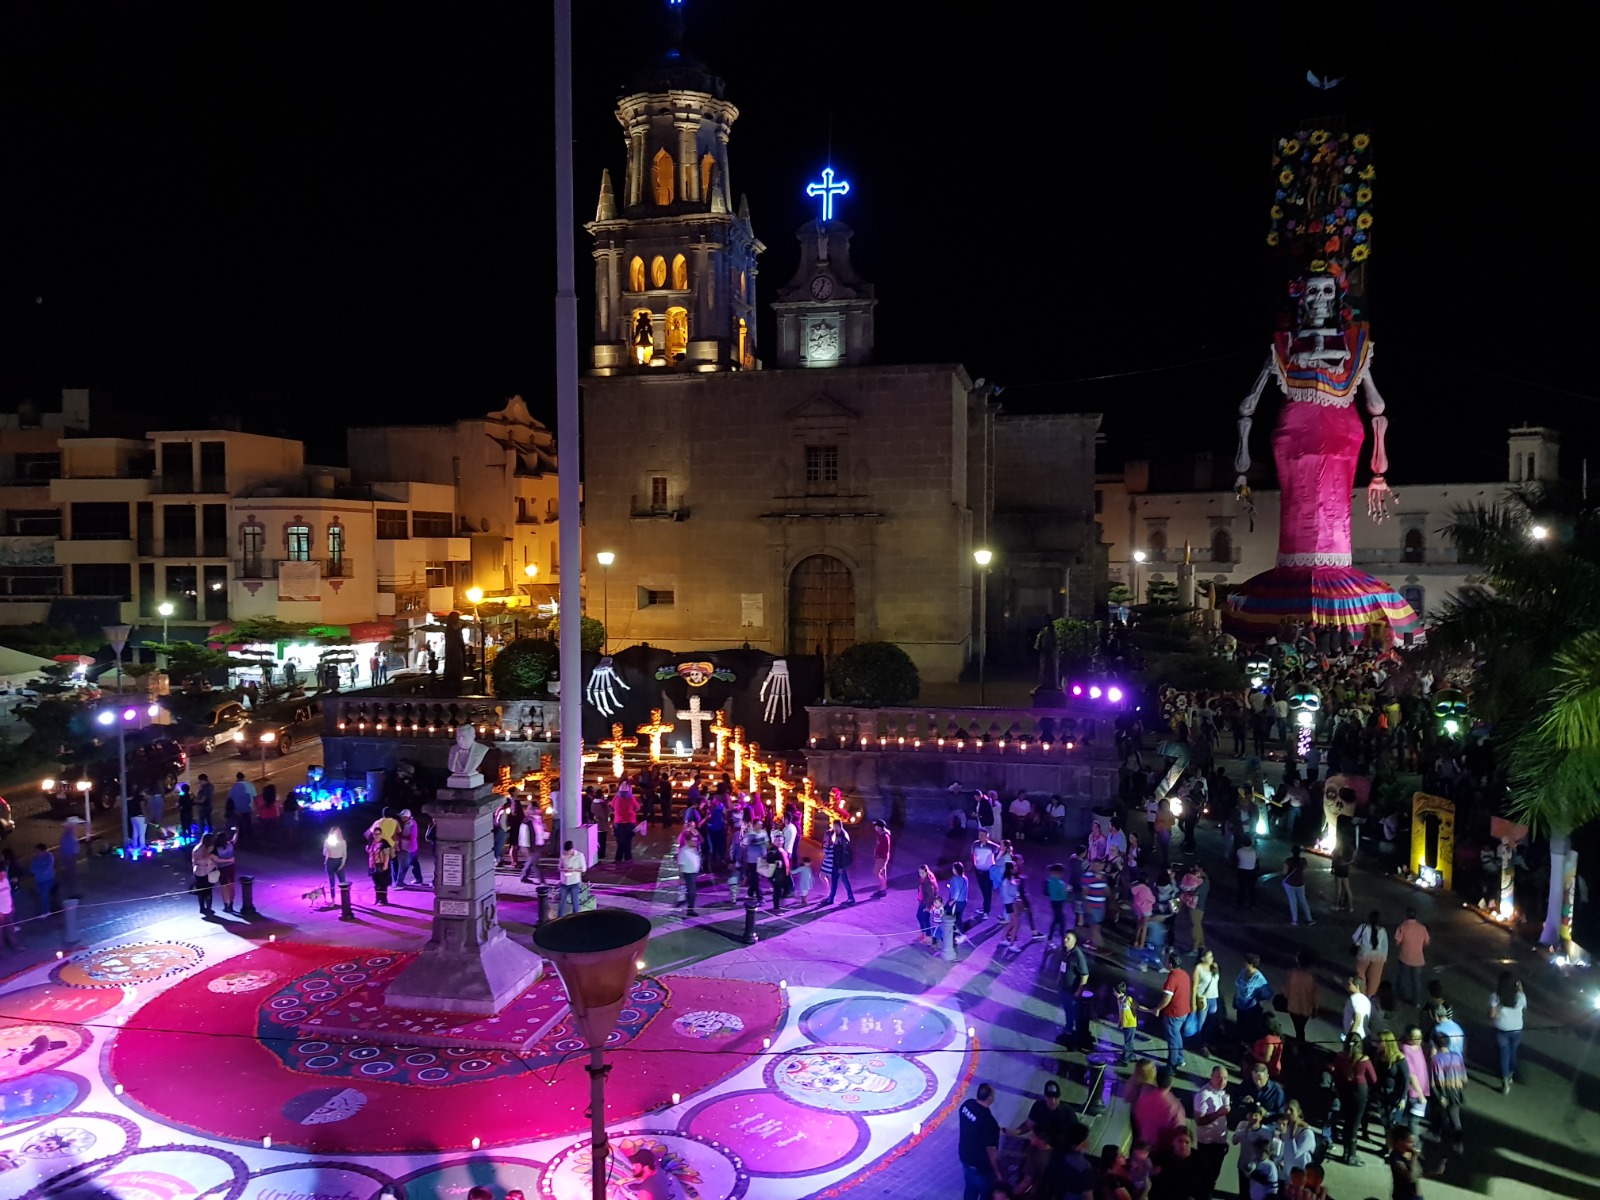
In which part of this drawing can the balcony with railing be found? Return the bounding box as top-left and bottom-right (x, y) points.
(234, 558), (355, 580)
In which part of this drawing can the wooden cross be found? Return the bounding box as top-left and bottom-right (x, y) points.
(524, 752), (556, 813)
(598, 723), (637, 779)
(636, 708), (676, 761)
(746, 743), (769, 792)
(676, 695), (714, 752)
(730, 725), (747, 780)
(799, 777), (820, 838)
(770, 771), (796, 818)
(710, 709), (733, 765)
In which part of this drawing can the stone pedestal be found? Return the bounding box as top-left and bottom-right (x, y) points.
(384, 782), (543, 1015)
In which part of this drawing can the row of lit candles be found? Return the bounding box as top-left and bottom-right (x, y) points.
(812, 734), (1078, 752)
(336, 721), (546, 739)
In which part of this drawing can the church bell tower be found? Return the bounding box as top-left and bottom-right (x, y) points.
(586, 27), (764, 375)
(771, 212), (877, 369)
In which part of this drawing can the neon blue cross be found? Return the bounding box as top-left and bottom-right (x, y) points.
(805, 168), (851, 222)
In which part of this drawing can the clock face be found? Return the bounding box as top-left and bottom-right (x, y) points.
(810, 275), (835, 300)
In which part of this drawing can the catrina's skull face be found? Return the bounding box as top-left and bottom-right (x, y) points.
(1289, 689), (1321, 714)
(1303, 275), (1339, 326)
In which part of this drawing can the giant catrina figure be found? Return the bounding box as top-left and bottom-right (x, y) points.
(1225, 111), (1420, 643)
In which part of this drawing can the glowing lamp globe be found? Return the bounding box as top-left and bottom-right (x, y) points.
(532, 909), (652, 1048)
(97, 711), (115, 727)
(1107, 686), (1124, 704)
(1089, 685), (1102, 700)
(1071, 684), (1083, 697)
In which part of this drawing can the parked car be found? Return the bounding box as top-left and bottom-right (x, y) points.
(173, 700), (249, 756)
(43, 731), (189, 816)
(234, 699), (322, 756)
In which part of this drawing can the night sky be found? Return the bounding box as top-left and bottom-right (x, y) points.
(2, 2), (1588, 482)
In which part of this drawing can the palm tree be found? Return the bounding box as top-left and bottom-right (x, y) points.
(1436, 484), (1600, 948)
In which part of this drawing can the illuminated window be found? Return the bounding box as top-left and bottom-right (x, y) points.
(738, 317), (751, 369)
(650, 256), (667, 289)
(629, 257), (645, 292)
(631, 308), (654, 364)
(671, 254), (688, 290)
(652, 148), (674, 206)
(286, 523), (311, 562)
(651, 477), (668, 511)
(327, 521), (344, 567)
(739, 269), (747, 297)
(665, 307), (689, 359)
(701, 152), (715, 199)
(1210, 528), (1232, 563)
(805, 445), (840, 485)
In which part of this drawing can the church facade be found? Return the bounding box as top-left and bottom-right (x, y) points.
(580, 42), (1097, 683)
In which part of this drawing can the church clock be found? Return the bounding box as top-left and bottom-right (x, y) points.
(809, 275), (835, 300)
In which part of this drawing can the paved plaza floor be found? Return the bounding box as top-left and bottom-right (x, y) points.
(1, 771), (1599, 1199)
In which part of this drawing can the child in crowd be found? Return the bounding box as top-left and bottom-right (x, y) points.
(791, 855), (815, 903)
(1124, 1139), (1155, 1198)
(1114, 980), (1139, 1063)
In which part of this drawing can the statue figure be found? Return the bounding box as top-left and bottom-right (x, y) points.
(442, 611), (467, 691)
(632, 311), (654, 351)
(446, 724), (489, 789)
(1034, 617), (1060, 690)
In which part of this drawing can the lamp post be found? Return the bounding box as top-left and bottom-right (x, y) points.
(465, 586), (485, 690)
(156, 601), (174, 668)
(103, 625), (132, 846)
(1131, 549), (1147, 607)
(595, 551), (615, 654)
(534, 908), (652, 1200)
(973, 548), (992, 705)
(258, 730), (276, 781)
(523, 561), (539, 602)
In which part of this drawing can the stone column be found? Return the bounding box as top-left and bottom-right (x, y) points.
(384, 781), (542, 1014)
(676, 119), (699, 203)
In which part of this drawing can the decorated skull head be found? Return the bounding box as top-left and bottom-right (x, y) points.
(1289, 687), (1321, 725)
(1245, 656), (1271, 685)
(1301, 274), (1340, 327)
(781, 1051), (897, 1096)
(1433, 689), (1470, 736)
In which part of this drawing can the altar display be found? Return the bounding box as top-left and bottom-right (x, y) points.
(1226, 113), (1420, 642)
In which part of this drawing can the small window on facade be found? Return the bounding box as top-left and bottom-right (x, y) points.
(671, 254), (688, 290)
(629, 257), (645, 292)
(1403, 527), (1425, 563)
(1093, 490), (1104, 515)
(376, 508), (408, 539)
(1148, 528), (1168, 560)
(412, 510), (454, 538)
(1211, 529), (1232, 563)
(328, 521), (344, 565)
(650, 256), (668, 289)
(665, 306), (689, 359)
(805, 445), (840, 485)
(737, 318), (750, 369)
(642, 589), (675, 608)
(1402, 585), (1425, 613)
(701, 152), (715, 199)
(286, 524), (311, 561)
(651, 477), (669, 511)
(240, 523), (266, 573)
(651, 148), (674, 206)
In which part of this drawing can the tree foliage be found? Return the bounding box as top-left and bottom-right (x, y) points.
(0, 623), (100, 659)
(491, 638), (559, 698)
(548, 615), (606, 654)
(144, 642), (243, 688)
(829, 641), (920, 707)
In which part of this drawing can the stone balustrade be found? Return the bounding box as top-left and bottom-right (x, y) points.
(322, 696), (561, 742)
(804, 704), (1114, 755)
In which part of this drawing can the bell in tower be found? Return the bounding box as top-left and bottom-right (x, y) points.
(585, 11), (764, 375)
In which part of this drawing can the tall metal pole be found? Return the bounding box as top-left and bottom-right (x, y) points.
(977, 569), (988, 705)
(105, 625), (132, 846)
(587, 1047), (611, 1200)
(554, 0), (585, 847)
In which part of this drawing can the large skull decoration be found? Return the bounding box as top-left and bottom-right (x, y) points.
(1245, 656), (1271, 685)
(1289, 687), (1321, 725)
(1433, 689), (1470, 736)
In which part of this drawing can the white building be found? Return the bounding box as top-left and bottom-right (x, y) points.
(1096, 427), (1559, 623)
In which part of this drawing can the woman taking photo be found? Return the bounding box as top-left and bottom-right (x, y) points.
(190, 834), (217, 916)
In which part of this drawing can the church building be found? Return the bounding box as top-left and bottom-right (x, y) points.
(580, 38), (1098, 682)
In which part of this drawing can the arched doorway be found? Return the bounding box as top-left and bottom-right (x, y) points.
(789, 554), (856, 662)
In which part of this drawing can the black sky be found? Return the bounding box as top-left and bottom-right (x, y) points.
(1, 2), (1590, 481)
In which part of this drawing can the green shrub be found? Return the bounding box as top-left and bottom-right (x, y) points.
(829, 642), (920, 707)
(492, 638), (559, 697)
(548, 615), (606, 654)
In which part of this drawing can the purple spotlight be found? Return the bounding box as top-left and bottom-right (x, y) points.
(1089, 685), (1103, 700)
(1071, 684), (1083, 697)
(122, 707), (137, 721)
(1108, 686), (1124, 704)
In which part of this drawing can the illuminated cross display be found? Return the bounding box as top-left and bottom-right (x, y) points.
(805, 168), (851, 222)
(675, 695), (713, 752)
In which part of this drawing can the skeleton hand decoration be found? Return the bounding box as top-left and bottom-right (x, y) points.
(584, 656), (631, 717)
(1367, 476), (1395, 523)
(760, 658), (793, 725)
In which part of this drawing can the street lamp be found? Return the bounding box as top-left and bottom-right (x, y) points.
(595, 551), (615, 653)
(533, 909), (651, 1200)
(465, 586), (485, 691)
(258, 730), (276, 781)
(157, 601), (174, 668)
(523, 561), (540, 603)
(103, 625), (132, 846)
(1131, 550), (1147, 606)
(1530, 524), (1550, 542)
(973, 549), (993, 705)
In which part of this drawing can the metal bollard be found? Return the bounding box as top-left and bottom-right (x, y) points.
(338, 881), (355, 922)
(742, 893), (759, 945)
(940, 907), (958, 962)
(239, 874), (259, 918)
(62, 897), (81, 946)
(536, 885), (556, 927)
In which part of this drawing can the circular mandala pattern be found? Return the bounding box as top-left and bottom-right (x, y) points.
(0, 1070), (83, 1127)
(46, 1145), (250, 1200)
(21, 1124), (97, 1158)
(282, 1086), (369, 1125)
(768, 1045), (937, 1114)
(541, 1130), (745, 1200)
(206, 970), (279, 995)
(686, 1090), (867, 1178)
(798, 994), (955, 1053)
(56, 942), (203, 989)
(0, 1022), (89, 1083)
(671, 1010), (745, 1040)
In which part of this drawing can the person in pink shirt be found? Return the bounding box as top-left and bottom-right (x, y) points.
(612, 784), (640, 862)
(1399, 1025), (1430, 1128)
(1132, 1068), (1188, 1153)
(1392, 909), (1431, 1007)
(396, 809), (423, 886)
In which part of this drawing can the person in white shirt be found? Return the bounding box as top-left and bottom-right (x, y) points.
(1192, 1065), (1232, 1197)
(1489, 972), (1527, 1093)
(558, 840), (586, 916)
(1342, 975), (1372, 1041)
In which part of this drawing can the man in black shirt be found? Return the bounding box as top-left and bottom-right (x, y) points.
(1015, 1079), (1068, 1147)
(1057, 931), (1092, 1049)
(958, 1082), (1002, 1200)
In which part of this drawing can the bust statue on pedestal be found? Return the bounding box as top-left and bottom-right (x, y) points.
(447, 724), (489, 789)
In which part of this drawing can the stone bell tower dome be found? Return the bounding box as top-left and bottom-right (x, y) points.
(585, 22), (764, 375)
